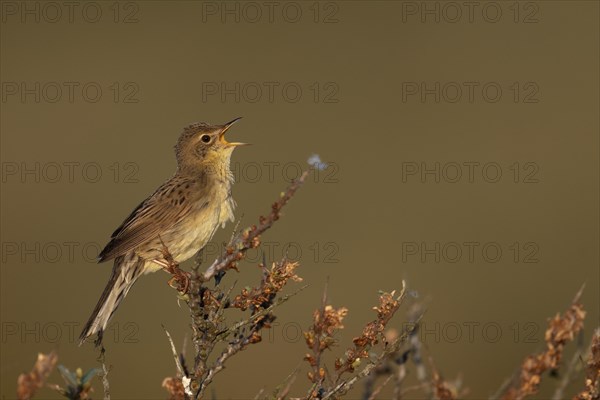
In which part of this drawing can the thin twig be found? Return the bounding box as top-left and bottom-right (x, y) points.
(197, 330), (255, 397)
(253, 388), (265, 400)
(552, 331), (586, 400)
(184, 170), (310, 397)
(216, 284), (309, 341)
(322, 293), (420, 400)
(100, 359), (111, 400)
(274, 365), (301, 400)
(163, 325), (192, 399)
(573, 328), (600, 400)
(163, 325), (186, 378)
(196, 284), (307, 398)
(367, 375), (393, 400)
(202, 170), (309, 282)
(500, 285), (587, 400)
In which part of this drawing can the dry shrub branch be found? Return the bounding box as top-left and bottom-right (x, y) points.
(501, 287), (589, 400)
(16, 166), (598, 400)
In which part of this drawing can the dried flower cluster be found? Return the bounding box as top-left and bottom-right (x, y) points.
(162, 376), (186, 400)
(16, 165), (598, 400)
(501, 289), (587, 400)
(303, 303), (349, 386)
(17, 352), (58, 400)
(305, 304), (349, 350)
(299, 286), (414, 400)
(335, 291), (401, 375)
(573, 330), (600, 400)
(232, 260), (302, 311)
(17, 351), (101, 400)
(170, 254), (304, 399)
(156, 171), (311, 399)
(432, 368), (458, 400)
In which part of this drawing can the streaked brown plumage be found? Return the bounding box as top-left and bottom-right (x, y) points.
(79, 118), (246, 345)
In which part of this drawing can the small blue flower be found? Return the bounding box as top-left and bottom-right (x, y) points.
(308, 154), (328, 171)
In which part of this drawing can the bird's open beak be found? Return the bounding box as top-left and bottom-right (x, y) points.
(219, 117), (249, 147)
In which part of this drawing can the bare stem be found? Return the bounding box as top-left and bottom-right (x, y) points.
(202, 170), (309, 282)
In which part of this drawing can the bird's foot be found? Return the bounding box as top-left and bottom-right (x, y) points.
(154, 254), (191, 293)
(167, 269), (191, 293)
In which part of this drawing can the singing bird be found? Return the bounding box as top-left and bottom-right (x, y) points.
(79, 118), (246, 345)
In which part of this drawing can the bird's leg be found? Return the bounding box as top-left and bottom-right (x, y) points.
(152, 258), (170, 269)
(155, 243), (191, 294)
(168, 273), (191, 294)
(153, 258), (191, 293)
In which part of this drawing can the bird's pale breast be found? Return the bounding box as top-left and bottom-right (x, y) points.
(152, 183), (234, 263)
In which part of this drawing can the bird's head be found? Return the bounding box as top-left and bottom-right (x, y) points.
(175, 117), (247, 173)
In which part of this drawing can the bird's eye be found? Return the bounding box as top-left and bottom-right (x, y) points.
(200, 134), (211, 143)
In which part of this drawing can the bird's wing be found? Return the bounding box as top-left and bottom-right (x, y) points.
(97, 176), (205, 262)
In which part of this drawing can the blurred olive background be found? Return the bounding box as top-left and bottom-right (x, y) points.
(1, 1), (598, 399)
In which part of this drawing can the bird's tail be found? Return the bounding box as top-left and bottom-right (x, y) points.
(79, 255), (145, 346)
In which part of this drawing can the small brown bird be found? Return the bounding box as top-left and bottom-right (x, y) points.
(79, 118), (246, 345)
